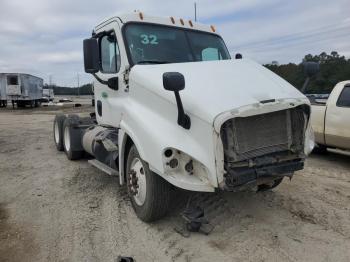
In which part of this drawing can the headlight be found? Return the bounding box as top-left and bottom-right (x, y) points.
(304, 121), (315, 155)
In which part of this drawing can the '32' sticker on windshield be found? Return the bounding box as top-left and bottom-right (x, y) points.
(140, 34), (158, 45)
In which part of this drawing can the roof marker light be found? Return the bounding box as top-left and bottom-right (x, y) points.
(189, 20), (193, 27)
(210, 25), (216, 32)
(180, 18), (185, 26)
(170, 17), (175, 24)
(139, 12), (144, 20)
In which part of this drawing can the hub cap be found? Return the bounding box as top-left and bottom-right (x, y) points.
(54, 122), (59, 144)
(128, 158), (146, 206)
(64, 126), (70, 152)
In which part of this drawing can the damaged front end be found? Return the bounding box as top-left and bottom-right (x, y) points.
(219, 105), (310, 191)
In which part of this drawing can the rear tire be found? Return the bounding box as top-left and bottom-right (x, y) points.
(126, 145), (171, 222)
(63, 115), (84, 160)
(53, 114), (66, 151)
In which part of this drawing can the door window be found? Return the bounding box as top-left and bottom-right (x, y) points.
(336, 85), (350, 107)
(7, 75), (18, 85)
(100, 33), (121, 73)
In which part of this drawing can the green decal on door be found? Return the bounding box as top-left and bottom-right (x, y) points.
(102, 92), (108, 99)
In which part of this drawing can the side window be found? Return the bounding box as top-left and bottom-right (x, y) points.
(202, 47), (222, 61)
(100, 33), (121, 73)
(336, 85), (350, 107)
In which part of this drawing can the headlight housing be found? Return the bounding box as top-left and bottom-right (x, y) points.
(162, 148), (210, 182)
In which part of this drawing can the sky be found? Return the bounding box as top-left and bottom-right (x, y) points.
(0, 0), (349, 86)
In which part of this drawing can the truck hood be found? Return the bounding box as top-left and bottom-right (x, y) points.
(129, 59), (307, 126)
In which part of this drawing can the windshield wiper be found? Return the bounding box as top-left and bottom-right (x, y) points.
(136, 60), (170, 65)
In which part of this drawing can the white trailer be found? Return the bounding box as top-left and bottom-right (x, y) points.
(0, 74), (7, 107)
(2, 73), (43, 108)
(53, 13), (314, 222)
(42, 88), (55, 102)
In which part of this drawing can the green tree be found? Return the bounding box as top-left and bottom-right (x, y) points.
(265, 51), (350, 94)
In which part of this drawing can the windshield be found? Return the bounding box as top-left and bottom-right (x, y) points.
(124, 23), (231, 65)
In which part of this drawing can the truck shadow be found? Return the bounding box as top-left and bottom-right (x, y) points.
(310, 150), (350, 168)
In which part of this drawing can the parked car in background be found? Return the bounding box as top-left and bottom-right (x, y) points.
(311, 81), (350, 152)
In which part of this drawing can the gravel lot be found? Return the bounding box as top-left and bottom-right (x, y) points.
(0, 102), (349, 262)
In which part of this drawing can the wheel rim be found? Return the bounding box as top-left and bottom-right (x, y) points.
(129, 158), (147, 206)
(64, 126), (70, 152)
(54, 122), (60, 144)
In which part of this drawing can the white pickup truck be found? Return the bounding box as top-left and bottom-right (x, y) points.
(53, 13), (314, 221)
(311, 81), (350, 152)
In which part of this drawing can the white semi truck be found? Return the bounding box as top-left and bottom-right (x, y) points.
(42, 88), (55, 102)
(53, 13), (314, 222)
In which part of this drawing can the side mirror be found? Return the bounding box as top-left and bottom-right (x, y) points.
(163, 72), (185, 92)
(163, 72), (191, 129)
(83, 38), (100, 74)
(303, 62), (319, 77)
(301, 62), (320, 93)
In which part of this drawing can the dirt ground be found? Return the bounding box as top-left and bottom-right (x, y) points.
(0, 102), (349, 262)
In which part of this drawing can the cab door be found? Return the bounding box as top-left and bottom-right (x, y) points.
(325, 84), (350, 149)
(94, 21), (128, 127)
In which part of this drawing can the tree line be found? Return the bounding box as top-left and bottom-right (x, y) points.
(264, 51), (350, 94)
(44, 83), (93, 95)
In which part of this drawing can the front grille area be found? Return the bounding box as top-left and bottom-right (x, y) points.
(220, 107), (306, 163)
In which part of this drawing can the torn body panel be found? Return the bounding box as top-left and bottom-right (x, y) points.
(215, 102), (310, 191)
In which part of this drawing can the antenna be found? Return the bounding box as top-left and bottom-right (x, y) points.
(194, 2), (197, 22)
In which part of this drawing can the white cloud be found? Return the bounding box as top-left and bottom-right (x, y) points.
(38, 51), (82, 63)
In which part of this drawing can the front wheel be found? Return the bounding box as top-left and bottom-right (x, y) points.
(313, 144), (328, 154)
(257, 177), (284, 192)
(126, 145), (171, 222)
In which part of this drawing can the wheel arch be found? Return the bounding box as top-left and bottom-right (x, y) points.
(118, 129), (145, 185)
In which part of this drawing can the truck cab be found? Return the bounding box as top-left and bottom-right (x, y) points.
(53, 13), (314, 222)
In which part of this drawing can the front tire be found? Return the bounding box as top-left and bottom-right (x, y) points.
(313, 144), (328, 154)
(126, 145), (171, 222)
(258, 178), (284, 192)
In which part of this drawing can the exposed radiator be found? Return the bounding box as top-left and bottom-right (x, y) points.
(221, 108), (306, 162)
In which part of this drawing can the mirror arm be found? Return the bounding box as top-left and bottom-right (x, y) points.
(174, 91), (191, 129)
(92, 73), (108, 85)
(301, 77), (310, 94)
